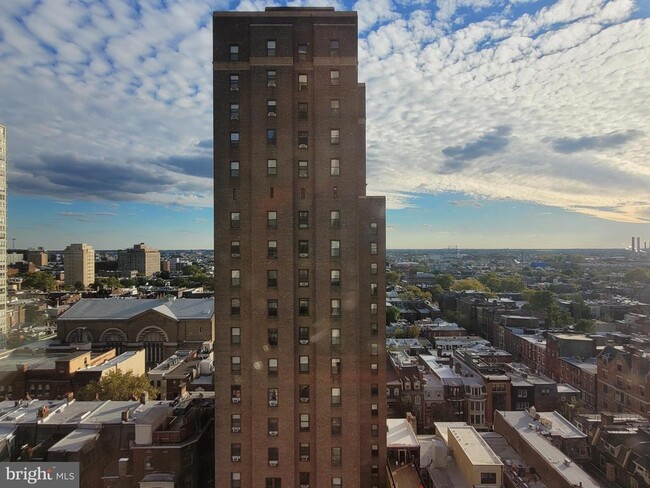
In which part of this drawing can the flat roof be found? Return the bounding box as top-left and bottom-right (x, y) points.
(448, 426), (503, 466)
(82, 350), (141, 372)
(48, 427), (100, 453)
(435, 422), (470, 444)
(387, 418), (419, 448)
(497, 411), (600, 488)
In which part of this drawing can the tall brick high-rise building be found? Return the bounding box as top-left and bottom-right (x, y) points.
(213, 7), (387, 488)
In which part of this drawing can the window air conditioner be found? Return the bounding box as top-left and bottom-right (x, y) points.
(231, 427), (241, 433)
(298, 144), (308, 149)
(230, 86), (239, 91)
(300, 455), (309, 461)
(269, 430), (278, 436)
(231, 114), (239, 120)
(299, 340), (309, 345)
(267, 81), (276, 87)
(268, 112), (277, 117)
(269, 460), (278, 467)
(300, 397), (308, 403)
(268, 400), (278, 407)
(231, 456), (241, 462)
(232, 397), (240, 403)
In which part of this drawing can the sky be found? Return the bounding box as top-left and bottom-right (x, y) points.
(0, 0), (648, 250)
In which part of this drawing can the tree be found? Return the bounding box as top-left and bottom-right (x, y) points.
(93, 277), (121, 289)
(624, 268), (650, 284)
(435, 274), (455, 290)
(386, 270), (402, 287)
(429, 284), (444, 302)
(386, 306), (401, 323)
(74, 281), (85, 291)
(23, 271), (57, 291)
(77, 370), (158, 401)
(450, 278), (491, 293)
(574, 318), (596, 333)
(398, 285), (432, 302)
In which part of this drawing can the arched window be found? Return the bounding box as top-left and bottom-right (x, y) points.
(137, 328), (167, 366)
(66, 327), (93, 343)
(99, 329), (127, 355)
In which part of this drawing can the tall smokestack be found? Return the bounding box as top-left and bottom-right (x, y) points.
(637, 237), (641, 252)
(632, 237), (636, 252)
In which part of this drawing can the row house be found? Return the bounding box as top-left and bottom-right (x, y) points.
(546, 333), (596, 382)
(419, 355), (470, 431)
(504, 363), (558, 412)
(388, 350), (425, 425)
(501, 326), (547, 373)
(557, 356), (597, 409)
(597, 343), (650, 416)
(574, 412), (650, 488)
(434, 335), (490, 358)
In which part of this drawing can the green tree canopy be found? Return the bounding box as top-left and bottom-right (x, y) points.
(624, 268), (650, 284)
(435, 274), (455, 290)
(93, 277), (122, 289)
(386, 270), (402, 287)
(23, 272), (57, 291)
(479, 272), (525, 292)
(398, 285), (432, 302)
(77, 370), (158, 401)
(386, 306), (400, 323)
(450, 278), (491, 293)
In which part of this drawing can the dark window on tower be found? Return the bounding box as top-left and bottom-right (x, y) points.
(330, 70), (340, 86)
(267, 70), (277, 87)
(299, 385), (310, 402)
(298, 160), (308, 178)
(230, 103), (240, 120)
(268, 329), (278, 346)
(230, 45), (239, 61)
(330, 269), (341, 287)
(298, 74), (307, 90)
(231, 298), (240, 315)
(230, 132), (240, 148)
(331, 99), (340, 116)
(268, 240), (278, 258)
(298, 210), (309, 228)
(267, 129), (277, 145)
(298, 240), (309, 258)
(267, 299), (278, 317)
(299, 298), (309, 316)
(267, 159), (277, 175)
(267, 211), (277, 229)
(267, 100), (277, 117)
(230, 212), (240, 229)
(331, 417), (342, 435)
(298, 103), (308, 120)
(299, 269), (309, 287)
(298, 131), (308, 148)
(299, 327), (309, 345)
(330, 39), (340, 56)
(231, 240), (240, 257)
(330, 210), (340, 228)
(267, 269), (278, 287)
(230, 74), (239, 90)
(230, 161), (240, 177)
(298, 44), (308, 60)
(267, 40), (276, 56)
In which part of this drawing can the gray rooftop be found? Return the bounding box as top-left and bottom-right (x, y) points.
(58, 298), (214, 321)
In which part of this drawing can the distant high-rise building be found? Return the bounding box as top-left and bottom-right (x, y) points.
(26, 247), (48, 267)
(118, 243), (161, 276)
(0, 125), (7, 347)
(213, 7), (387, 488)
(64, 243), (95, 287)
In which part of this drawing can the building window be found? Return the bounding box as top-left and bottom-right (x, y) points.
(230, 103), (240, 120)
(267, 40), (276, 56)
(300, 413), (310, 431)
(480, 473), (497, 484)
(268, 240), (278, 258)
(231, 385), (241, 403)
(298, 131), (308, 148)
(371, 303), (378, 315)
(298, 160), (308, 178)
(231, 299), (240, 316)
(299, 384), (310, 402)
(330, 158), (340, 175)
(298, 210), (309, 228)
(331, 417), (342, 435)
(230, 212), (240, 228)
(333, 186), (338, 198)
(330, 210), (340, 228)
(370, 283), (378, 296)
(267, 129), (277, 145)
(230, 161), (240, 177)
(371, 444), (379, 456)
(330, 129), (340, 145)
(300, 473), (310, 487)
(232, 188), (238, 200)
(371, 424), (378, 437)
(231, 356), (241, 374)
(330, 269), (341, 286)
(330, 70), (340, 85)
(331, 447), (342, 466)
(230, 45), (239, 61)
(330, 39), (340, 56)
(296, 326), (308, 345)
(268, 299), (278, 317)
(331, 299), (341, 317)
(267, 159), (277, 175)
(268, 269), (278, 287)
(231, 473), (241, 488)
(370, 242), (378, 255)
(267, 100), (277, 116)
(371, 383), (378, 396)
(370, 263), (378, 274)
(265, 478), (281, 488)
(231, 327), (241, 345)
(268, 447), (279, 466)
(371, 363), (378, 374)
(331, 329), (341, 346)
(298, 73), (307, 90)
(231, 443), (241, 461)
(299, 356), (309, 373)
(267, 70), (277, 87)
(268, 329), (278, 346)
(298, 240), (309, 257)
(231, 414), (242, 433)
(268, 358), (278, 376)
(268, 417), (278, 435)
(268, 388), (278, 405)
(230, 132), (240, 147)
(330, 240), (340, 257)
(299, 298), (309, 316)
(372, 465), (379, 477)
(299, 269), (309, 287)
(230, 74), (239, 90)
(331, 358), (341, 376)
(331, 99), (340, 116)
(371, 403), (378, 416)
(370, 222), (378, 235)
(298, 103), (308, 120)
(231, 269), (241, 286)
(332, 478), (342, 488)
(371, 343), (378, 356)
(298, 43), (308, 60)
(267, 211), (277, 229)
(230, 241), (241, 258)
(299, 443), (310, 461)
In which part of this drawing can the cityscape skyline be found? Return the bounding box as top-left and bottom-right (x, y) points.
(1, 0), (649, 250)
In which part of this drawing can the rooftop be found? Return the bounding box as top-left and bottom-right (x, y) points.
(448, 426), (503, 466)
(58, 298), (214, 321)
(387, 418), (419, 448)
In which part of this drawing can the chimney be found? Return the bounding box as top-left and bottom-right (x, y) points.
(118, 458), (130, 478)
(140, 391), (149, 404)
(37, 406), (50, 419)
